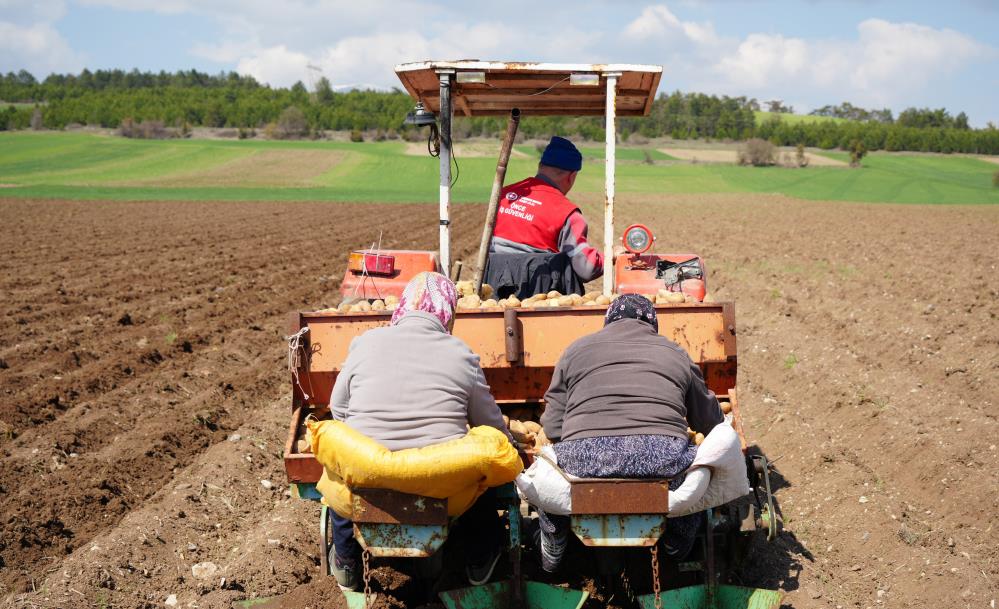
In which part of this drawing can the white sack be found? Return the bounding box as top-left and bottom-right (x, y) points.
(668, 418), (751, 518)
(515, 445), (574, 515)
(668, 466), (711, 513)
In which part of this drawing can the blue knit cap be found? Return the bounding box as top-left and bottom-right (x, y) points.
(540, 136), (582, 172)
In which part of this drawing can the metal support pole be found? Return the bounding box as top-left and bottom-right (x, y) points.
(438, 71), (454, 274)
(473, 108), (521, 293)
(602, 73), (619, 296)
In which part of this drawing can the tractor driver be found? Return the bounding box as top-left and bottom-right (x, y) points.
(487, 136), (616, 298)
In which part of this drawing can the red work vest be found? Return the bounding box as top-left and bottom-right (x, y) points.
(493, 177), (580, 253)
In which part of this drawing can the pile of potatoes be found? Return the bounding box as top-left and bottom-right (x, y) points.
(686, 399), (733, 446)
(502, 406), (548, 453)
(319, 287), (712, 315)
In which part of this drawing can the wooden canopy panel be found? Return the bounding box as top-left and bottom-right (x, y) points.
(395, 60), (662, 117)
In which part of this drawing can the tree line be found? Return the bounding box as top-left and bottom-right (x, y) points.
(2, 68), (997, 154)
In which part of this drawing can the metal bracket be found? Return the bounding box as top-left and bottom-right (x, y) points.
(504, 308), (521, 363)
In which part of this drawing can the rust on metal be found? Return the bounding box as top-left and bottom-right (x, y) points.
(727, 389), (749, 453)
(351, 489), (447, 525)
(354, 522), (449, 558)
(282, 406), (324, 483)
(570, 513), (666, 547)
(721, 301), (737, 358)
(570, 479), (670, 515)
(394, 60), (661, 117)
(286, 301), (737, 484)
(503, 308), (521, 363)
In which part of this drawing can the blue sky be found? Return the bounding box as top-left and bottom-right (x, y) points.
(1, 0), (996, 126)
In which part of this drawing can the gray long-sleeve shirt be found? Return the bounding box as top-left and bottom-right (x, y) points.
(330, 311), (514, 450)
(541, 318), (723, 442)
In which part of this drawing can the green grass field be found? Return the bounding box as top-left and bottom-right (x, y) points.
(754, 111), (849, 125)
(1, 131), (997, 204)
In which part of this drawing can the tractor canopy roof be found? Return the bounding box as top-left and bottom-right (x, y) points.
(395, 60), (662, 117)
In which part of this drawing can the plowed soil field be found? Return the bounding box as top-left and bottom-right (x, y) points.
(1, 195), (997, 609)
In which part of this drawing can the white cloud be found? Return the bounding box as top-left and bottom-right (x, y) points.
(0, 20), (84, 76)
(9, 0), (990, 119)
(191, 39), (261, 64)
(235, 45), (311, 88)
(224, 17), (598, 89)
(849, 19), (988, 94)
(623, 5), (719, 48)
(74, 0), (195, 15)
(713, 34), (810, 90)
(704, 18), (991, 107)
(0, 0), (67, 24)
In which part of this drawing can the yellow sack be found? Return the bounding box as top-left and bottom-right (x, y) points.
(308, 420), (522, 518)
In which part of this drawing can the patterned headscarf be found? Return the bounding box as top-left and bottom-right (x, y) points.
(390, 271), (458, 332)
(604, 293), (658, 332)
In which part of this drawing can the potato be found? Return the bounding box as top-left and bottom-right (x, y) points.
(594, 295), (611, 305)
(584, 300), (601, 306)
(371, 299), (386, 311)
(481, 298), (498, 308)
(694, 432), (705, 446)
(534, 292), (549, 300)
(462, 294), (481, 308)
(556, 295), (574, 307)
(502, 415), (510, 426)
(546, 290), (561, 299)
(503, 296), (522, 308)
(455, 280), (476, 297)
(337, 301), (352, 313)
(584, 291), (601, 301)
(702, 293), (715, 303)
(481, 283), (494, 299)
(547, 299), (561, 307)
(385, 295), (400, 306)
(657, 291), (685, 304)
(525, 299), (547, 308)
(569, 294), (584, 306)
(721, 401), (732, 414)
(508, 419), (536, 444)
(296, 439), (313, 454)
(522, 421), (542, 434)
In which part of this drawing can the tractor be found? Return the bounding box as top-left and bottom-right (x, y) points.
(281, 60), (781, 609)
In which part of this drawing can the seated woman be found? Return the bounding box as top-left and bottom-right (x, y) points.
(328, 271), (515, 590)
(537, 294), (723, 572)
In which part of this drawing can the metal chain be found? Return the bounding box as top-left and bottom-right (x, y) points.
(650, 544), (662, 609)
(362, 548), (373, 605)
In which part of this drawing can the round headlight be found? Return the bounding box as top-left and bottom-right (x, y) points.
(622, 224), (654, 254)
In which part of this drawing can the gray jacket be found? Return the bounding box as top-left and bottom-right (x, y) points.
(541, 318), (723, 442)
(331, 311), (514, 450)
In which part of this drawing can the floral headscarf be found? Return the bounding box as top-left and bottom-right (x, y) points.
(604, 293), (658, 332)
(390, 271), (458, 332)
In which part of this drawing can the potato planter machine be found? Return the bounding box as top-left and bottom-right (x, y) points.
(275, 61), (781, 609)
